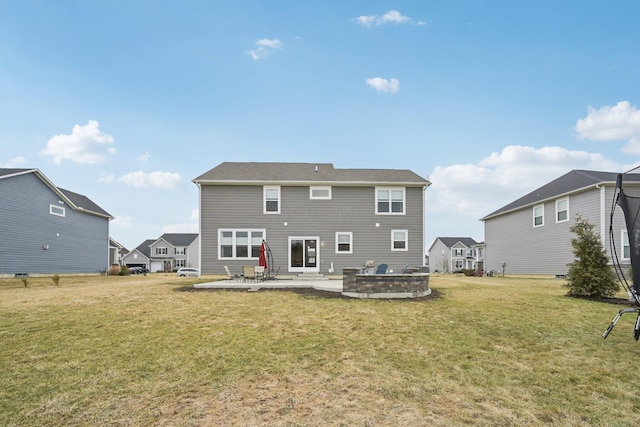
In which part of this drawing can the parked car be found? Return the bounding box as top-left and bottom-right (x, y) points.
(176, 267), (200, 277)
(128, 266), (148, 275)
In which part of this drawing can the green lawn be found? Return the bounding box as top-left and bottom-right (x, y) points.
(1, 274), (640, 426)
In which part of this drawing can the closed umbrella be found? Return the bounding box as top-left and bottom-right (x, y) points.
(259, 241), (268, 270)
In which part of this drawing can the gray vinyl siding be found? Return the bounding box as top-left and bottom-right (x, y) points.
(0, 173), (109, 274)
(200, 184), (424, 275)
(484, 185), (630, 275)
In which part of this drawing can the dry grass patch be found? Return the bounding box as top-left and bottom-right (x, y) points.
(2, 274), (640, 426)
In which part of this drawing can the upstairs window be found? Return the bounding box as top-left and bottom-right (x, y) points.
(310, 186), (332, 200)
(175, 247), (186, 255)
(533, 204), (544, 227)
(264, 186), (280, 214)
(556, 198), (569, 223)
(156, 247), (168, 255)
(50, 204), (65, 217)
(376, 187), (405, 215)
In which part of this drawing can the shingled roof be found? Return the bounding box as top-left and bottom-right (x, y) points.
(432, 237), (480, 249)
(482, 169), (640, 220)
(0, 168), (112, 219)
(193, 162), (430, 186)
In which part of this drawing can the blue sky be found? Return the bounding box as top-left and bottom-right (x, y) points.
(2, 1), (640, 252)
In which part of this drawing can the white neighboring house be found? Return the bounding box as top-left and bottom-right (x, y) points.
(428, 237), (484, 273)
(123, 233), (199, 272)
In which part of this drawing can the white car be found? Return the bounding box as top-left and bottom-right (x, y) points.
(176, 267), (200, 277)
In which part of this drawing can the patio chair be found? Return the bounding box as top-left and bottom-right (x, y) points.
(224, 266), (241, 282)
(254, 266), (265, 281)
(400, 264), (410, 274)
(242, 265), (256, 282)
(375, 263), (388, 274)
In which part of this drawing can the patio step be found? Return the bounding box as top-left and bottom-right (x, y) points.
(296, 273), (328, 280)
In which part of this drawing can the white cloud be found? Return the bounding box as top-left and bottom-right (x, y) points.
(40, 120), (115, 165)
(575, 101), (640, 154)
(428, 145), (620, 218)
(366, 77), (400, 94)
(1, 156), (27, 168)
(249, 38), (281, 60)
(139, 151), (150, 162)
(162, 209), (199, 234)
(117, 171), (182, 189)
(112, 215), (134, 228)
(99, 172), (115, 183)
(354, 10), (424, 27)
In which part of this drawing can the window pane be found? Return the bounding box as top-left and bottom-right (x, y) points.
(557, 210), (567, 221)
(266, 189), (279, 199)
(266, 200), (279, 212)
(236, 232), (248, 245)
(221, 246), (233, 257)
(534, 217), (543, 226)
(236, 246), (249, 258)
(391, 201), (403, 212)
(378, 202), (389, 212)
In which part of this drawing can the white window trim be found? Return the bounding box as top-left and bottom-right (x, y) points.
(376, 187), (406, 215)
(218, 229), (266, 260)
(391, 229), (408, 251)
(310, 186), (332, 200)
(556, 197), (569, 223)
(49, 204), (65, 217)
(263, 186), (281, 214)
(533, 204), (544, 227)
(335, 232), (353, 254)
(622, 230), (630, 260)
(156, 247), (168, 255)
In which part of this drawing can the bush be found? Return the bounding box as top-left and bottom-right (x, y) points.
(119, 266), (129, 276)
(21, 278), (28, 287)
(51, 274), (60, 286)
(462, 269), (475, 276)
(565, 215), (619, 298)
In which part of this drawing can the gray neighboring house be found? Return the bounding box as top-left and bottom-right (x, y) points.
(481, 169), (640, 275)
(0, 168), (113, 275)
(122, 233), (199, 272)
(193, 162), (431, 276)
(428, 237), (484, 273)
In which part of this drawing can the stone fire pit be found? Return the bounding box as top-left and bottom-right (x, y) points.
(342, 267), (431, 299)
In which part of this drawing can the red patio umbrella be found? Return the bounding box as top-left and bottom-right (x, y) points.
(259, 241), (268, 270)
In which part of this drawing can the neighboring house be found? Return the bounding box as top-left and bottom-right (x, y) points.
(193, 162), (430, 276)
(109, 237), (127, 266)
(0, 168), (113, 275)
(428, 237), (484, 273)
(123, 234), (199, 272)
(481, 169), (640, 275)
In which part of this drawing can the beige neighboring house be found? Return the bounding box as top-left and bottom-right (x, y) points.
(122, 233), (199, 272)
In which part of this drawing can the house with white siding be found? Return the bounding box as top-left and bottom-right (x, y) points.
(0, 168), (113, 275)
(428, 237), (484, 273)
(193, 162), (430, 276)
(481, 170), (640, 275)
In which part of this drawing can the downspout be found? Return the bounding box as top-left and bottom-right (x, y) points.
(596, 184), (606, 247)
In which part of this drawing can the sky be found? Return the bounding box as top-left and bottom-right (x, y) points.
(2, 1), (640, 253)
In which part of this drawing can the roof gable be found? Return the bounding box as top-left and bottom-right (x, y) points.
(152, 233), (199, 247)
(435, 237), (479, 249)
(193, 162), (430, 186)
(481, 169), (640, 220)
(0, 168), (112, 219)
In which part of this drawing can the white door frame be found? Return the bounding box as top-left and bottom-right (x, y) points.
(288, 236), (320, 273)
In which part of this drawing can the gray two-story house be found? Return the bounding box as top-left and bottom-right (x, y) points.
(428, 237), (484, 273)
(193, 162), (430, 276)
(0, 168), (113, 275)
(123, 233), (199, 272)
(481, 169), (640, 275)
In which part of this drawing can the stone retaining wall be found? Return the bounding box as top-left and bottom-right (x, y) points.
(342, 267), (430, 299)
